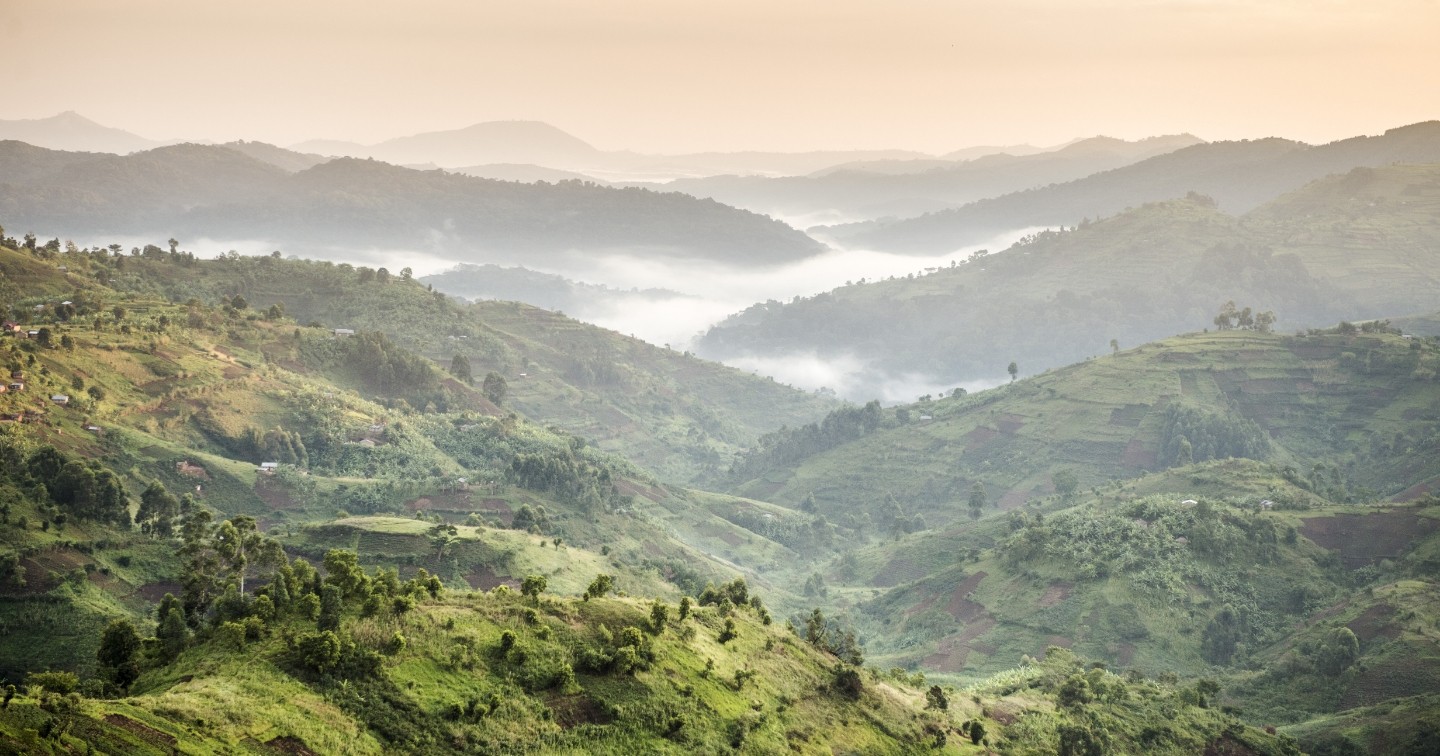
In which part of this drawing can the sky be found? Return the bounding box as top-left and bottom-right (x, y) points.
(4, 0), (1438, 153)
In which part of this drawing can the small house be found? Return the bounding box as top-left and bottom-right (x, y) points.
(10, 369), (21, 379)
(333, 328), (355, 338)
(2, 322), (19, 334)
(1259, 499), (1274, 511)
(1180, 499), (1198, 505)
(1174, 536), (1190, 545)
(0, 385), (7, 394)
(357, 438), (377, 448)
(51, 394), (70, 405)
(26, 330), (39, 339)
(258, 462), (280, 474)
(9, 382), (24, 392)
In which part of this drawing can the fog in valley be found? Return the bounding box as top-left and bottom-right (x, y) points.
(4, 3), (1440, 753)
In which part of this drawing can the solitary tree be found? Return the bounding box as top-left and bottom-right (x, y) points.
(482, 372), (507, 405)
(521, 574), (547, 604)
(1007, 361), (1018, 382)
(97, 619), (142, 690)
(449, 355), (473, 385)
(968, 481), (988, 520)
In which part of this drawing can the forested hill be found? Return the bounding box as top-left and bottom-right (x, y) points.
(830, 120), (1440, 253)
(698, 162), (1440, 397)
(0, 142), (824, 266)
(106, 251), (838, 484)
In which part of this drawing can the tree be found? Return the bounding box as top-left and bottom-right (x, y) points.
(428, 523), (459, 559)
(521, 574), (547, 603)
(97, 619), (142, 689)
(482, 372), (507, 405)
(137, 481), (180, 537)
(968, 481), (988, 520)
(1052, 469), (1079, 501)
(168, 238), (179, 256)
(1007, 361), (1018, 382)
(449, 355), (473, 385)
(1110, 339), (1119, 354)
(925, 684), (948, 710)
(584, 573), (613, 600)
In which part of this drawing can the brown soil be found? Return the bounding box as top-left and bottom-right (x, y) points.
(615, 479), (667, 502)
(1346, 603), (1400, 644)
(945, 572), (988, 622)
(103, 714), (178, 749)
(253, 477), (299, 511)
(405, 491), (476, 512)
(921, 616), (997, 672)
(1042, 635), (1074, 651)
(265, 735), (320, 755)
(962, 426), (999, 448)
(1204, 733), (1265, 756)
(1038, 582), (1072, 608)
(1120, 438), (1157, 470)
(996, 414), (1025, 434)
(136, 580), (184, 602)
(1393, 476), (1440, 502)
(464, 565), (519, 591)
(546, 694), (613, 729)
(1116, 642), (1136, 666)
(871, 557), (927, 588)
(1299, 509), (1440, 567)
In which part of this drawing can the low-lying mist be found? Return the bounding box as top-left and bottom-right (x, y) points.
(78, 226), (1041, 403)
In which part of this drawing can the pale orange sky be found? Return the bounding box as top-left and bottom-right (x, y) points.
(3, 0), (1437, 153)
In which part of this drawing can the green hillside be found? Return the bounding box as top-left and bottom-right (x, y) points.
(97, 251), (837, 485)
(699, 162), (1440, 396)
(0, 141), (824, 266)
(725, 329), (1440, 523)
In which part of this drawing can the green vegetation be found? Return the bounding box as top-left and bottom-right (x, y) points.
(1, 224), (1439, 753)
(702, 162), (1440, 395)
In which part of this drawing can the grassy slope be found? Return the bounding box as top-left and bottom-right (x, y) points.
(729, 329), (1440, 524)
(699, 162), (1440, 388)
(0, 586), (1298, 755)
(107, 254), (837, 485)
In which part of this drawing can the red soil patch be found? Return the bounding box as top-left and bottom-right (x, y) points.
(464, 566), (519, 591)
(1392, 476), (1440, 502)
(1120, 438), (1157, 470)
(962, 426), (999, 448)
(265, 735), (320, 756)
(871, 557), (927, 588)
(253, 477), (299, 511)
(1299, 509), (1440, 567)
(996, 414), (1025, 434)
(1038, 582), (1072, 608)
(1204, 733), (1266, 756)
(222, 365), (248, 379)
(547, 694), (614, 729)
(1346, 604), (1400, 644)
(614, 479), (666, 502)
(998, 488), (1030, 510)
(921, 616), (997, 672)
(175, 460), (209, 479)
(405, 491), (477, 512)
(137, 580), (184, 602)
(104, 714), (177, 749)
(945, 571), (988, 622)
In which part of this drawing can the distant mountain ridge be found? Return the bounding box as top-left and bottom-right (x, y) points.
(0, 141), (824, 267)
(0, 111), (162, 154)
(697, 161), (1440, 397)
(833, 120), (1440, 253)
(634, 133), (1206, 225)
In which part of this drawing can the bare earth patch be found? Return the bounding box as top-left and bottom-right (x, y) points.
(103, 714), (178, 749)
(1300, 509), (1440, 567)
(1038, 582), (1072, 608)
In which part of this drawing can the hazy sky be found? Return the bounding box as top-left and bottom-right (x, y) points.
(4, 0), (1437, 153)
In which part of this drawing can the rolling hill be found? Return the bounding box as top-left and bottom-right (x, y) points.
(830, 120), (1440, 254)
(698, 162), (1440, 397)
(0, 142), (825, 267)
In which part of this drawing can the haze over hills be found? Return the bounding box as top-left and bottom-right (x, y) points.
(698, 161), (1440, 399)
(635, 133), (1206, 226)
(830, 120), (1440, 254)
(0, 111), (164, 154)
(2, 224), (1439, 753)
(0, 141), (824, 268)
